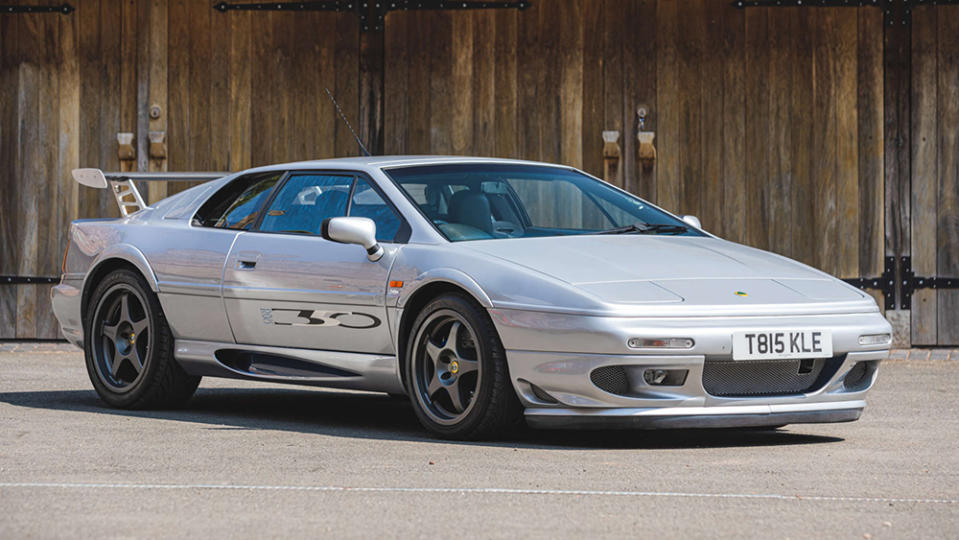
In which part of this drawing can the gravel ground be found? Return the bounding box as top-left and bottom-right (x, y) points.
(0, 345), (956, 538)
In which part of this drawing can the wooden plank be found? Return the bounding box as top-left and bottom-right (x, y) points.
(359, 22), (385, 155)
(836, 9), (860, 279)
(250, 11), (274, 165)
(229, 8), (252, 170)
(407, 12), (431, 155)
(493, 9), (518, 159)
(936, 8), (959, 345)
(119, 0), (137, 174)
(744, 8), (769, 251)
(699, 0), (723, 234)
(857, 7), (885, 310)
(36, 6), (60, 339)
(0, 12), (20, 338)
(16, 7), (41, 339)
(97, 0), (122, 216)
(813, 10), (839, 274)
(334, 12), (359, 157)
(721, 3), (746, 244)
(429, 12), (453, 155)
(77, 0), (101, 220)
(603, 0), (624, 188)
(146, 0), (168, 202)
(791, 7), (815, 267)
(291, 11), (316, 160)
(168, 0), (191, 182)
(676, 0), (704, 218)
(580, 0), (604, 179)
(57, 0), (80, 282)
(515, 2), (540, 162)
(210, 0), (231, 172)
(450, 12), (473, 155)
(654, 0), (678, 204)
(472, 10), (495, 157)
(559, 0), (583, 169)
(384, 11), (409, 155)
(623, 0), (656, 198)
(767, 8), (792, 258)
(314, 12), (336, 160)
(883, 4), (911, 315)
(910, 5), (938, 344)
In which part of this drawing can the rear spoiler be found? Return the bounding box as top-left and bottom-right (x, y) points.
(72, 169), (227, 217)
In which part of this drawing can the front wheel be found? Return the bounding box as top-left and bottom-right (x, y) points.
(84, 268), (200, 409)
(406, 293), (523, 440)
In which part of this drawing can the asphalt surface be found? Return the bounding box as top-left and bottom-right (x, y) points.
(1, 345), (956, 539)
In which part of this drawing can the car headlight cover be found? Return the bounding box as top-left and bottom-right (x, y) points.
(858, 333), (891, 346)
(628, 337), (695, 349)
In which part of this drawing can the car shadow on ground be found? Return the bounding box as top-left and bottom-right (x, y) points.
(0, 387), (844, 450)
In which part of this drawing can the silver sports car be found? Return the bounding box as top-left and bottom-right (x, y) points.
(53, 157), (892, 439)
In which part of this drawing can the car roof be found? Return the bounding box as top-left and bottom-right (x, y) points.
(238, 155), (573, 175)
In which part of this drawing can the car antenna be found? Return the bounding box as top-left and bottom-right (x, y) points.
(324, 88), (371, 157)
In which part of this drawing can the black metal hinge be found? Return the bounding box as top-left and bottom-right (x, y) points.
(899, 256), (959, 310)
(1, 276), (59, 285)
(214, 0), (531, 32)
(729, 0), (959, 27)
(843, 256), (959, 310)
(843, 256), (897, 310)
(0, 3), (73, 15)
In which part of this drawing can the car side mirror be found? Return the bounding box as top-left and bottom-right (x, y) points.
(321, 217), (384, 262)
(680, 215), (702, 230)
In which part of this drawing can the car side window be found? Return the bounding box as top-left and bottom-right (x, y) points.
(258, 174), (353, 235)
(349, 178), (402, 242)
(194, 172), (282, 230)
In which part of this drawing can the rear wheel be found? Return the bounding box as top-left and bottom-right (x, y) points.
(84, 268), (200, 408)
(406, 293), (523, 440)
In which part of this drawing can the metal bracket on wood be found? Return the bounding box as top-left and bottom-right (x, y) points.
(899, 256), (959, 310)
(843, 256), (897, 310)
(1, 276), (59, 285)
(0, 3), (73, 15)
(214, 0), (531, 32)
(730, 0), (925, 27)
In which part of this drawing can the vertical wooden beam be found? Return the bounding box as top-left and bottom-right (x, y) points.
(744, 7), (770, 251)
(229, 8), (251, 170)
(36, 5), (60, 338)
(700, 0), (724, 235)
(910, 5), (937, 344)
(333, 12), (358, 157)
(429, 12), (453, 155)
(792, 8), (815, 266)
(0, 12), (17, 338)
(472, 11), (495, 157)
(360, 23), (385, 155)
(836, 9), (860, 279)
(937, 8), (959, 345)
(384, 11), (409, 155)
(654, 0), (678, 205)
(77, 0), (102, 219)
(407, 12), (431, 155)
(147, 0), (168, 202)
(768, 7), (793, 256)
(493, 8), (517, 159)
(580, 0), (604, 179)
(858, 7), (885, 310)
(677, 0), (705, 218)
(883, 0), (911, 319)
(626, 0), (656, 199)
(721, 3), (746, 244)
(559, 0), (583, 169)
(450, 12), (473, 155)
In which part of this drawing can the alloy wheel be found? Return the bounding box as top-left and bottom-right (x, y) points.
(92, 284), (151, 393)
(411, 310), (482, 426)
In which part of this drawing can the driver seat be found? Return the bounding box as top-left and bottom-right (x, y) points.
(447, 190), (494, 235)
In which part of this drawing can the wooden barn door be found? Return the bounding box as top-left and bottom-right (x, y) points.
(908, 6), (959, 346)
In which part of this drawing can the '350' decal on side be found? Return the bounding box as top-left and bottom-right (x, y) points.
(260, 308), (381, 329)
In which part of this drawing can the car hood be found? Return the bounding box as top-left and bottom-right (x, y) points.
(460, 235), (869, 312)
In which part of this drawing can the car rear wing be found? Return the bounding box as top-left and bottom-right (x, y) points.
(71, 169), (227, 217)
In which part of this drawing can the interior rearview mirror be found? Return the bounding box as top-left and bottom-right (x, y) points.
(680, 215), (702, 230)
(321, 217), (384, 262)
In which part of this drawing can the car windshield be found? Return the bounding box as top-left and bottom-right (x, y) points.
(385, 163), (705, 242)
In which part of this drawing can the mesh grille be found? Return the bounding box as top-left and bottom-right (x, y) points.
(702, 357), (835, 397)
(590, 366), (629, 395)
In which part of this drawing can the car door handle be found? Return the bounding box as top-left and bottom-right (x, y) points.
(235, 251), (260, 270)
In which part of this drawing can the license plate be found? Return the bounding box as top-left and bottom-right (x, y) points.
(732, 330), (833, 360)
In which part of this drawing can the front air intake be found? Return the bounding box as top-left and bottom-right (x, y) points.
(590, 366), (629, 395)
(702, 356), (844, 397)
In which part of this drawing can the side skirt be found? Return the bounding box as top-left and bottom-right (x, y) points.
(173, 339), (404, 393)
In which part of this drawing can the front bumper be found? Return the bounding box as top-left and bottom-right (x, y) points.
(493, 308), (890, 429)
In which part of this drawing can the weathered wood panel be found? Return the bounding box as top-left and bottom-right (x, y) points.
(936, 9), (959, 345)
(0, 12), (20, 339)
(911, 6), (938, 344)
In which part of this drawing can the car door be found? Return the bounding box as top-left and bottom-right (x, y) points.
(221, 172), (404, 354)
(149, 171), (283, 343)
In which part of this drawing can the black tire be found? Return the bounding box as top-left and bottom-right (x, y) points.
(83, 268), (200, 409)
(405, 293), (523, 440)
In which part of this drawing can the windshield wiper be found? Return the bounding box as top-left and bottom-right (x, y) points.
(596, 223), (688, 235)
